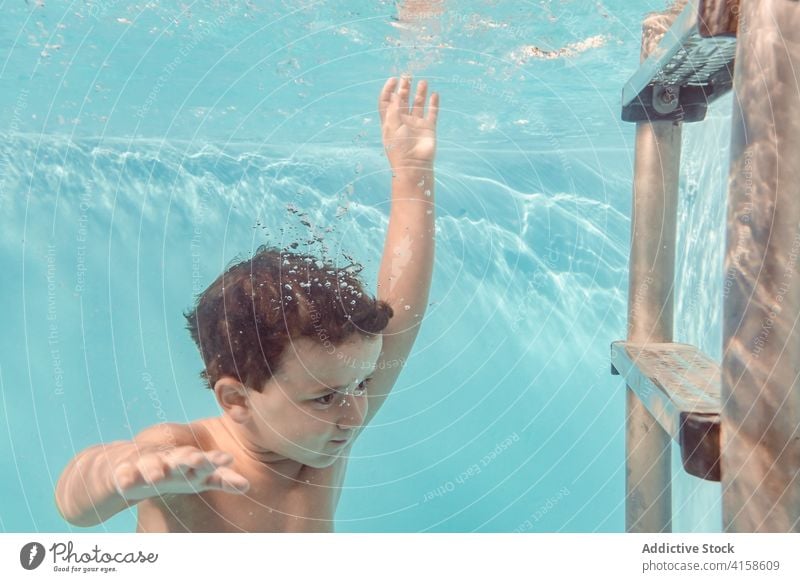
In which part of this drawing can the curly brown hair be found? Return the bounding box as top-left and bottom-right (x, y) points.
(184, 244), (394, 392)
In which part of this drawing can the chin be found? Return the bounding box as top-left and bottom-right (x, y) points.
(305, 454), (340, 469)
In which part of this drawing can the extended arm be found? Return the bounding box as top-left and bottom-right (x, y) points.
(377, 167), (435, 349)
(363, 76), (439, 425)
(54, 423), (248, 527)
(55, 439), (157, 527)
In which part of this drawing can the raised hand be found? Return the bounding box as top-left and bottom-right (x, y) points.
(379, 75), (439, 173)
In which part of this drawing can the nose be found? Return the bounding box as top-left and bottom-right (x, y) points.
(335, 392), (367, 431)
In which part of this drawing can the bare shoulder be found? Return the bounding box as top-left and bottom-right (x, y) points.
(132, 420), (219, 532)
(131, 421), (213, 451)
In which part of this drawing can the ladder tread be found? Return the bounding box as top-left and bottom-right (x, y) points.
(611, 341), (721, 482)
(621, 0), (738, 123)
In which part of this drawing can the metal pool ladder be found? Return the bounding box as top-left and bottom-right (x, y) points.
(612, 0), (800, 533)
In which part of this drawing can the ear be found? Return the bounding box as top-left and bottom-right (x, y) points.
(213, 376), (251, 423)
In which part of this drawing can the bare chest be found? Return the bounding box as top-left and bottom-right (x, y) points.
(136, 463), (345, 533)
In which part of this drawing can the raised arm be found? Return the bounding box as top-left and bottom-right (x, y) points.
(363, 75), (439, 426)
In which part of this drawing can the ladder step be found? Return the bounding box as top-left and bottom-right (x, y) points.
(621, 0), (738, 123)
(610, 341), (721, 482)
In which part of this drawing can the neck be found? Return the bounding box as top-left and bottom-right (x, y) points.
(215, 415), (306, 483)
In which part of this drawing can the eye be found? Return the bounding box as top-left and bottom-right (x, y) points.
(314, 392), (336, 406)
(353, 377), (371, 396)
(313, 378), (371, 406)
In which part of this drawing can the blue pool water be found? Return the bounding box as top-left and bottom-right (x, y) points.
(1, 0), (726, 532)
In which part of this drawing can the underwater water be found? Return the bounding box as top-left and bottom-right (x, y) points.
(0, 0), (726, 532)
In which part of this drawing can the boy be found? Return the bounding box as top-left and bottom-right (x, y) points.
(54, 75), (439, 532)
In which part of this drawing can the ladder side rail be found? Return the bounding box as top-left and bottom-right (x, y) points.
(721, 0), (800, 533)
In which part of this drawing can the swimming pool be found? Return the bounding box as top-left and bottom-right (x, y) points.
(0, 0), (726, 532)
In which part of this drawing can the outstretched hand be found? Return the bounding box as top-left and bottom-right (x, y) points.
(378, 75), (439, 173)
(113, 446), (250, 502)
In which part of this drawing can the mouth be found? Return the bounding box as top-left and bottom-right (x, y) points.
(330, 439), (349, 445)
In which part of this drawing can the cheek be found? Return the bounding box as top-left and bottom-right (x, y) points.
(258, 401), (307, 440)
(289, 406), (332, 439)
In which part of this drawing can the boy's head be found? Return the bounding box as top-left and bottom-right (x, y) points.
(183, 245), (393, 467)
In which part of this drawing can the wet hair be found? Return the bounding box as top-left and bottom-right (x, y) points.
(184, 244), (393, 392)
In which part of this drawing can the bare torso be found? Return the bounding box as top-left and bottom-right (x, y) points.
(135, 417), (349, 532)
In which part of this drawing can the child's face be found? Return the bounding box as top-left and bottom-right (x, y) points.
(244, 334), (383, 468)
